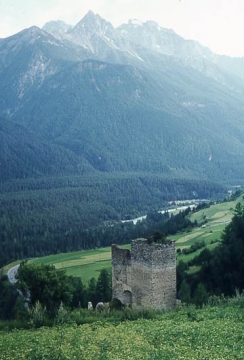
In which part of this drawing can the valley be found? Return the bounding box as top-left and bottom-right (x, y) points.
(1, 5), (244, 359)
(2, 11), (244, 268)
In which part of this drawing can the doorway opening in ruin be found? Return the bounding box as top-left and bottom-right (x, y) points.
(122, 290), (132, 306)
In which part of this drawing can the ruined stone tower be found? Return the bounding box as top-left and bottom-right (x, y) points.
(111, 238), (176, 310)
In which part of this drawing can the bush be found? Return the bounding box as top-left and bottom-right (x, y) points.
(232, 289), (244, 308)
(28, 301), (47, 328)
(54, 302), (72, 325)
(182, 240), (206, 255)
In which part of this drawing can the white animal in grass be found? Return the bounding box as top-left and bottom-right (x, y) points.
(88, 301), (93, 310)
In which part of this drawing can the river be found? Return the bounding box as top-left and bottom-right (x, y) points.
(121, 204), (197, 225)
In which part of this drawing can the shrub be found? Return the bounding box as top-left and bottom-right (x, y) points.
(28, 301), (47, 328)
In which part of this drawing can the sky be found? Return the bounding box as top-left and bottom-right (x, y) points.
(1, 0), (244, 57)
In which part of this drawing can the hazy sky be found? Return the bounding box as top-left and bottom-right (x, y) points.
(1, 0), (244, 57)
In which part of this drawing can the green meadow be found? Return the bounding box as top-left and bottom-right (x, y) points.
(172, 197), (243, 266)
(30, 245), (130, 284)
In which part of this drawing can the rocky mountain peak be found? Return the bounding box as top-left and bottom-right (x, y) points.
(21, 26), (48, 40)
(0, 26), (50, 56)
(117, 20), (182, 56)
(70, 10), (114, 38)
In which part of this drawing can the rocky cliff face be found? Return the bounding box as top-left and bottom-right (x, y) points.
(41, 11), (244, 89)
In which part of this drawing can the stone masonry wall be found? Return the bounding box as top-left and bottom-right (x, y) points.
(151, 244), (176, 309)
(131, 239), (176, 309)
(111, 239), (176, 310)
(111, 245), (132, 305)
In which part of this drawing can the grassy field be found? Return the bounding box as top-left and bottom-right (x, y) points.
(171, 197), (244, 266)
(190, 199), (237, 224)
(30, 245), (130, 284)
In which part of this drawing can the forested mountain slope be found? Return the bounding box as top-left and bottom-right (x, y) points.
(0, 118), (92, 180)
(1, 12), (244, 183)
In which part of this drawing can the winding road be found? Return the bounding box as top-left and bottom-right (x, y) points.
(7, 264), (20, 284)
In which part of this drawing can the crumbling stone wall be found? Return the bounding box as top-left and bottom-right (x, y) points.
(111, 238), (176, 310)
(111, 245), (132, 306)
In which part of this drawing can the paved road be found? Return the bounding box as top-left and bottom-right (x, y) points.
(7, 264), (20, 284)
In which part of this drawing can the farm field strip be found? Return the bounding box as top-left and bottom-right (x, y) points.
(29, 245), (130, 282)
(175, 231), (204, 242)
(54, 253), (112, 270)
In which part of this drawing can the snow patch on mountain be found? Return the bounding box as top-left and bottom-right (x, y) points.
(18, 55), (57, 98)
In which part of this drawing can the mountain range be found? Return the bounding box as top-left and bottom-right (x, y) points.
(1, 10), (244, 185)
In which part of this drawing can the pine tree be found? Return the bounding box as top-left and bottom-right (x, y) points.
(193, 283), (208, 308)
(96, 269), (112, 303)
(179, 279), (191, 304)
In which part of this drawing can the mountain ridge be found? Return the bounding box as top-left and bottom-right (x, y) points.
(1, 11), (244, 184)
(41, 12), (244, 90)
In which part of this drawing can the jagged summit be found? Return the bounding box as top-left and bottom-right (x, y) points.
(123, 19), (175, 33)
(82, 10), (101, 22)
(70, 10), (114, 38)
(41, 11), (211, 67)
